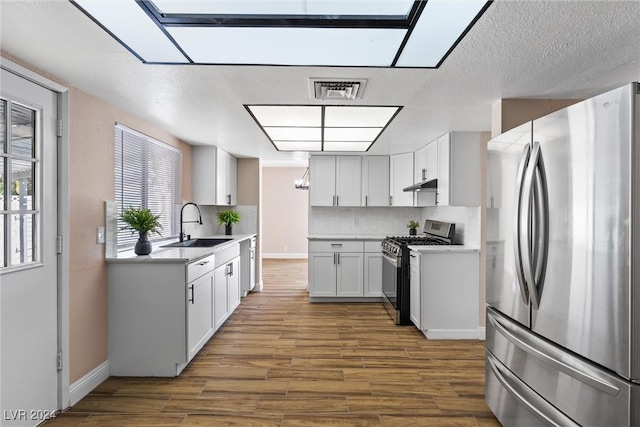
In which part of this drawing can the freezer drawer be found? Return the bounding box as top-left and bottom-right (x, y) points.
(486, 307), (639, 427)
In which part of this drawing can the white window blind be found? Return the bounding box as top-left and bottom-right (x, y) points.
(115, 124), (182, 249)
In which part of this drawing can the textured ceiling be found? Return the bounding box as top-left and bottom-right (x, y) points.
(1, 0), (639, 166)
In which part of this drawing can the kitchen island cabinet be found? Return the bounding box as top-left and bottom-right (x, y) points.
(106, 234), (253, 376)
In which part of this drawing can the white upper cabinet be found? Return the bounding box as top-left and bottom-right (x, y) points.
(192, 146), (237, 206)
(437, 132), (481, 207)
(414, 141), (438, 183)
(390, 152), (414, 207)
(361, 156), (390, 207)
(310, 155), (361, 207)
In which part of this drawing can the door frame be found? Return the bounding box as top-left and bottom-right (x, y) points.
(0, 56), (71, 410)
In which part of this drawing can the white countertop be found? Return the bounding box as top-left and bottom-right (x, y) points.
(105, 234), (256, 264)
(307, 235), (388, 241)
(408, 245), (480, 254)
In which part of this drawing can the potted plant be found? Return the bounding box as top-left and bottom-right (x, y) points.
(407, 220), (420, 236)
(217, 209), (240, 235)
(120, 206), (162, 255)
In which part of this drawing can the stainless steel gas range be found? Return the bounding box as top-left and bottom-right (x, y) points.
(381, 219), (455, 325)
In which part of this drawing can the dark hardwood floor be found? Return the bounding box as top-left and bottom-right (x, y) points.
(45, 259), (500, 426)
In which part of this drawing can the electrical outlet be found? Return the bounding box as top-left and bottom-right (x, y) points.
(284, 246), (288, 252)
(97, 226), (105, 244)
(354, 217), (360, 227)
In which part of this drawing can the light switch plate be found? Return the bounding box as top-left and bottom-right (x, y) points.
(97, 226), (105, 244)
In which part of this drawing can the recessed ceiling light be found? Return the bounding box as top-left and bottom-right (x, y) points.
(246, 105), (401, 152)
(71, 0), (492, 68)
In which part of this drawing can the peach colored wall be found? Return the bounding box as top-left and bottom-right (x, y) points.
(491, 98), (582, 138)
(68, 90), (192, 383)
(2, 51), (192, 384)
(262, 167), (308, 256)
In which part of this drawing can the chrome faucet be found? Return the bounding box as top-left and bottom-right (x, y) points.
(179, 202), (203, 242)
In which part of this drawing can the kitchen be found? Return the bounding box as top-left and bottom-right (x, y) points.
(1, 1), (640, 426)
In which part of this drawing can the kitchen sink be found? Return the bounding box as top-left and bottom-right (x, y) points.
(161, 238), (233, 248)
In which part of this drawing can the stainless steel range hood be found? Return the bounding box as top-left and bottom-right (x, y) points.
(403, 179), (438, 192)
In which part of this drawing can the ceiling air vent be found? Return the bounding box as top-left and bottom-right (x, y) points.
(310, 79), (367, 101)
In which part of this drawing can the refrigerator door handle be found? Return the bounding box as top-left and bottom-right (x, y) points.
(520, 142), (543, 309)
(486, 351), (581, 427)
(488, 309), (620, 396)
(532, 144), (550, 303)
(513, 144), (531, 304)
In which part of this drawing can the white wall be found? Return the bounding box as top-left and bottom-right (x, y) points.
(262, 167), (309, 258)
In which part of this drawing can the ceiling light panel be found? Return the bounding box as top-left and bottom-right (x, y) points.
(248, 106), (320, 127)
(264, 127), (321, 141)
(323, 141), (373, 152)
(324, 106), (399, 127)
(395, 0), (489, 67)
(324, 128), (382, 142)
(73, 0), (189, 63)
(273, 141), (322, 151)
(166, 27), (406, 66)
(151, 0), (415, 16)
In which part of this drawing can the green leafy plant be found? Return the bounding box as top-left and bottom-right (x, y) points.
(119, 206), (163, 236)
(217, 209), (241, 226)
(407, 220), (420, 230)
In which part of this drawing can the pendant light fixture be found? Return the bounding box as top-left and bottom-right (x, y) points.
(294, 168), (309, 190)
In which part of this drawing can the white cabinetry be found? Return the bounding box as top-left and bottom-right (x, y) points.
(213, 244), (241, 330)
(436, 132), (481, 207)
(414, 141), (438, 183)
(308, 241), (364, 297)
(362, 156), (390, 206)
(240, 236), (256, 296)
(413, 250), (480, 339)
(310, 156), (361, 207)
(187, 269), (214, 361)
(409, 251), (421, 328)
(390, 153), (414, 207)
(364, 241), (383, 297)
(192, 146), (237, 206)
(108, 253), (217, 377)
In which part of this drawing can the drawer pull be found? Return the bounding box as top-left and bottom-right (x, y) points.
(197, 260), (210, 266)
(330, 243), (343, 247)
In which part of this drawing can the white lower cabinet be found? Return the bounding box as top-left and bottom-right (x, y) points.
(107, 241), (246, 377)
(309, 240), (385, 299)
(187, 270), (214, 361)
(409, 251), (421, 328)
(413, 250), (480, 339)
(214, 255), (241, 330)
(308, 241), (364, 298)
(364, 241), (383, 297)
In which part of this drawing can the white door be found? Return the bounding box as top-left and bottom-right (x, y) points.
(335, 156), (361, 207)
(308, 253), (336, 296)
(309, 156), (336, 206)
(1, 69), (59, 426)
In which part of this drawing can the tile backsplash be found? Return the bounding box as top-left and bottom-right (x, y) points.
(309, 205), (480, 246)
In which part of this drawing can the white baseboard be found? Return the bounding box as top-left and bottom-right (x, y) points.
(477, 326), (486, 340)
(263, 253), (308, 259)
(422, 329), (484, 340)
(69, 360), (110, 406)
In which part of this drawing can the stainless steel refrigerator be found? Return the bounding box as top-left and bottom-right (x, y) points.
(485, 82), (640, 426)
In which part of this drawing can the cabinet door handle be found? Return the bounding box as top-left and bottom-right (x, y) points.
(365, 195), (368, 207)
(336, 195), (339, 206)
(337, 253), (340, 264)
(333, 253), (336, 265)
(389, 195), (393, 206)
(422, 168), (426, 180)
(189, 284), (195, 304)
(228, 262), (234, 276)
(250, 249), (255, 260)
(435, 192), (439, 205)
(227, 194), (231, 205)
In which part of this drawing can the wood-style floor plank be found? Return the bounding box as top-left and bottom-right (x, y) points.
(46, 259), (499, 426)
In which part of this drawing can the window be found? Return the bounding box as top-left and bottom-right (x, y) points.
(115, 124), (182, 249)
(0, 98), (39, 268)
